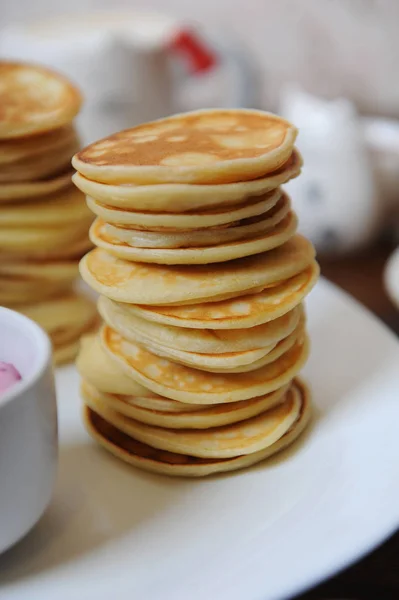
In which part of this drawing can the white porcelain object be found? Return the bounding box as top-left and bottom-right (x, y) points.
(0, 12), (254, 144)
(362, 116), (399, 230)
(1, 279), (399, 600)
(281, 87), (379, 256)
(384, 245), (399, 310)
(0, 308), (57, 554)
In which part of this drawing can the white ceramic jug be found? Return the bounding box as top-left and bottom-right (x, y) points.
(0, 11), (255, 144)
(280, 87), (379, 256)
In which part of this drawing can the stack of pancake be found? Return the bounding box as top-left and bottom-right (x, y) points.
(0, 62), (97, 364)
(73, 109), (319, 476)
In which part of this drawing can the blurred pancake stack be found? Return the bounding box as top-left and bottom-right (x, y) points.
(73, 109), (319, 476)
(0, 62), (97, 364)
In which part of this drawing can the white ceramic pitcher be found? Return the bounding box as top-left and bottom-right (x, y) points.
(280, 87), (379, 256)
(0, 11), (255, 143)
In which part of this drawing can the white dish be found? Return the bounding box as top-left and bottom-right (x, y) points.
(0, 307), (57, 555)
(385, 245), (399, 310)
(1, 278), (399, 600)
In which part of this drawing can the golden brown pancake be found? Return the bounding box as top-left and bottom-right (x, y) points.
(83, 381), (301, 458)
(0, 136), (80, 183)
(0, 61), (82, 138)
(72, 109), (297, 184)
(73, 149), (302, 212)
(0, 170), (73, 202)
(101, 324), (310, 404)
(18, 292), (97, 338)
(1, 185), (90, 227)
(0, 125), (77, 165)
(98, 295), (302, 354)
(85, 188), (282, 231)
(0, 282), (68, 306)
(0, 259), (79, 282)
(101, 193), (290, 249)
(16, 293), (98, 365)
(83, 378), (311, 476)
(53, 321), (99, 366)
(89, 212), (297, 265)
(0, 214), (93, 254)
(79, 235), (315, 305)
(77, 334), (153, 397)
(134, 318), (305, 375)
(73, 107), (318, 476)
(126, 263), (319, 329)
(81, 379), (290, 429)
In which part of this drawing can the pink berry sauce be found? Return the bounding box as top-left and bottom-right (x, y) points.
(0, 362), (22, 396)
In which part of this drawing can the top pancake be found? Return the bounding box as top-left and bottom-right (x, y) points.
(0, 62), (82, 139)
(72, 109), (297, 185)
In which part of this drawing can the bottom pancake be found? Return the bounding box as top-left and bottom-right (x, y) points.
(82, 379), (311, 477)
(80, 379), (290, 430)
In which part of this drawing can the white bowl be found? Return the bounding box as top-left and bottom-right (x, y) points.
(0, 307), (58, 554)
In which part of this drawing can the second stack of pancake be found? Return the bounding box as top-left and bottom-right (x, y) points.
(73, 109), (319, 476)
(0, 62), (97, 363)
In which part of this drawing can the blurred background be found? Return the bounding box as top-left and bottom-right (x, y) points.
(1, 0), (399, 597)
(2, 2), (399, 307)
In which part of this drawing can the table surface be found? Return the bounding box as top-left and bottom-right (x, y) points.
(298, 240), (399, 600)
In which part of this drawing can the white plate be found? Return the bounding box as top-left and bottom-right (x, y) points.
(1, 278), (399, 600)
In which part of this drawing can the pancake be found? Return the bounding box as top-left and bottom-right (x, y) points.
(98, 295), (301, 354)
(0, 259), (78, 282)
(79, 235), (315, 305)
(73, 149), (301, 213)
(85, 188), (282, 231)
(81, 379), (290, 429)
(78, 335), (208, 413)
(0, 277), (72, 305)
(78, 333), (295, 412)
(127, 340), (276, 373)
(83, 378), (311, 476)
(1, 186), (90, 227)
(0, 285), (64, 306)
(54, 338), (82, 365)
(209, 321), (305, 374)
(72, 109), (297, 185)
(101, 325), (310, 404)
(0, 216), (92, 254)
(53, 320), (99, 366)
(101, 193), (290, 249)
(18, 293), (97, 343)
(0, 136), (80, 183)
(89, 211), (297, 265)
(84, 378), (310, 475)
(127, 262), (319, 329)
(0, 170), (73, 203)
(0, 125), (77, 165)
(77, 334), (152, 397)
(83, 381), (301, 459)
(0, 262), (78, 306)
(142, 318), (305, 375)
(11, 237), (93, 263)
(0, 61), (82, 138)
